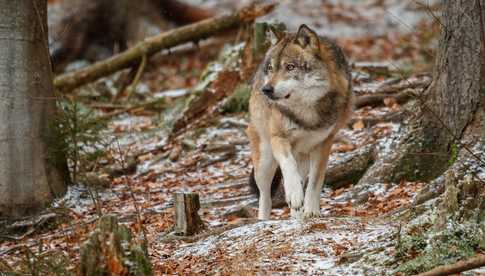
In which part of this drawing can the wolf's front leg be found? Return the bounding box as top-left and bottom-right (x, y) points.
(254, 143), (278, 220)
(271, 137), (304, 217)
(303, 138), (333, 218)
(247, 126), (277, 220)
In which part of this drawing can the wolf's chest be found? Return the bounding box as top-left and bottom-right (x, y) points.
(289, 126), (334, 153)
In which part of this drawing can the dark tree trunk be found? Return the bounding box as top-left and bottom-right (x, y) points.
(358, 0), (485, 186)
(0, 0), (67, 218)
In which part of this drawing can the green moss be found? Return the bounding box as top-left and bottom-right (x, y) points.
(396, 222), (482, 275)
(395, 234), (427, 259)
(219, 84), (251, 114)
(448, 143), (459, 166)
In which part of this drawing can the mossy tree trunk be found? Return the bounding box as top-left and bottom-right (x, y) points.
(359, 0), (485, 189)
(0, 0), (67, 218)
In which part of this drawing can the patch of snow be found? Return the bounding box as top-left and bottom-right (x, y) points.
(53, 184), (118, 215)
(165, 217), (396, 274)
(376, 122), (403, 156)
(153, 88), (190, 98)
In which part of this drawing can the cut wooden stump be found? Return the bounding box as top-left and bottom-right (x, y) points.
(79, 215), (151, 276)
(174, 193), (205, 236)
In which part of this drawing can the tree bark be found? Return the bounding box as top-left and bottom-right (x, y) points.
(358, 0), (485, 185)
(0, 0), (67, 218)
(174, 193), (205, 236)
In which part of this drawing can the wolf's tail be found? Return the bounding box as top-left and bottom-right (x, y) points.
(248, 166), (282, 197)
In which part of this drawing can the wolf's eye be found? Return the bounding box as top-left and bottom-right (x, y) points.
(286, 63), (296, 71)
(266, 63), (273, 73)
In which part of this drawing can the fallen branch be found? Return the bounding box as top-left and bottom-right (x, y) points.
(354, 75), (431, 95)
(355, 89), (415, 108)
(353, 75), (432, 108)
(54, 3), (276, 92)
(348, 111), (406, 128)
(417, 254), (485, 276)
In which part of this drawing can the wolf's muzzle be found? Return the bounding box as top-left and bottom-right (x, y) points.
(261, 84), (276, 99)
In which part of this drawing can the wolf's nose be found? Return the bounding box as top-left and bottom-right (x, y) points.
(261, 84), (274, 96)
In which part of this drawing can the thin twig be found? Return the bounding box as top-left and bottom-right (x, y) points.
(126, 54), (147, 100)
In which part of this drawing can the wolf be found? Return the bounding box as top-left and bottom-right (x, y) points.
(246, 24), (353, 219)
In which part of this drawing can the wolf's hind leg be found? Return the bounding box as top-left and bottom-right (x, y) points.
(304, 138), (333, 218)
(271, 137), (304, 217)
(254, 142), (277, 220)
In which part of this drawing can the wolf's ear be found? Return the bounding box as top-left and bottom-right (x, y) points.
(294, 24), (320, 50)
(268, 25), (284, 45)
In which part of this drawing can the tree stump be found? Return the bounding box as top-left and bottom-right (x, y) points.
(79, 215), (152, 276)
(174, 193), (205, 236)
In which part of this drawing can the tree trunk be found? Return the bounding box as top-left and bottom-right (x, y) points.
(0, 0), (67, 218)
(358, 0), (485, 186)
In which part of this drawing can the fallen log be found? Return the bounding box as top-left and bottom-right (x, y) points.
(417, 254), (485, 276)
(353, 75), (431, 108)
(53, 3), (276, 92)
(354, 89), (414, 109)
(348, 111), (406, 128)
(353, 75), (431, 95)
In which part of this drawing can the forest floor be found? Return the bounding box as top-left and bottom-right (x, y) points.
(1, 0), (484, 275)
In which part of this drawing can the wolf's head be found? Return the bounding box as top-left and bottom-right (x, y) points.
(260, 24), (332, 107)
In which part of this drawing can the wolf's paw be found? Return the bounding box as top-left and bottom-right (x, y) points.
(285, 182), (304, 212)
(303, 208), (321, 219)
(290, 207), (303, 219)
(287, 191), (304, 220)
(303, 196), (321, 219)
